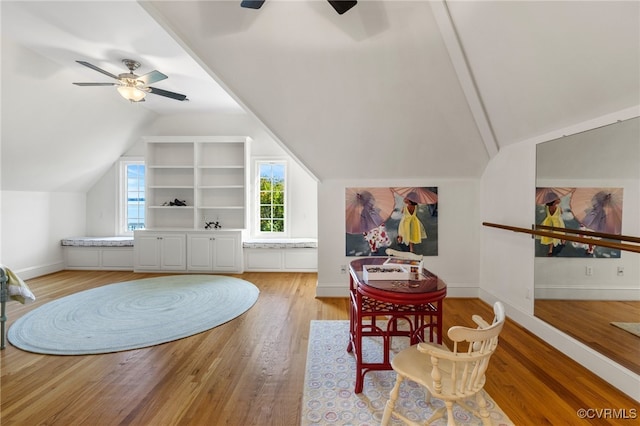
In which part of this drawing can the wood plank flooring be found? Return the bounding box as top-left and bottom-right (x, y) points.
(1, 271), (638, 425)
(535, 299), (640, 375)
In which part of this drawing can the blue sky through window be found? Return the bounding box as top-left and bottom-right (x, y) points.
(126, 164), (145, 230)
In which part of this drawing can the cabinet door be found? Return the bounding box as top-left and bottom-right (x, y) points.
(160, 234), (186, 270)
(212, 234), (240, 271)
(135, 235), (162, 269)
(187, 234), (213, 270)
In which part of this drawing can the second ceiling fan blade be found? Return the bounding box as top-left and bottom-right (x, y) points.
(148, 86), (188, 101)
(328, 1), (357, 15)
(76, 61), (120, 80)
(138, 70), (168, 85)
(241, 0), (265, 9)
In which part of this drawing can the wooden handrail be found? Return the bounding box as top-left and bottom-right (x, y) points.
(482, 222), (640, 254)
(535, 224), (640, 244)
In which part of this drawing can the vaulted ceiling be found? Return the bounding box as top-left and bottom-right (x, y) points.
(2, 1), (638, 192)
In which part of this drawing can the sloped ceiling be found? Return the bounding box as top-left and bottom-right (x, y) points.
(2, 1), (639, 192)
(1, 0), (244, 192)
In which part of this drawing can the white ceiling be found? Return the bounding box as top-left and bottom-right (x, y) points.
(2, 0), (639, 191)
(1, 0), (243, 114)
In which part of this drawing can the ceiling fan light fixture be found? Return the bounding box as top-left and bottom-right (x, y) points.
(117, 84), (146, 102)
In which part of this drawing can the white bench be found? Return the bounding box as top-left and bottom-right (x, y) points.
(242, 238), (317, 272)
(61, 237), (134, 270)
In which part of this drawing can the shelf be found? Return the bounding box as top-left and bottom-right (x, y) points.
(148, 165), (194, 169)
(149, 186), (195, 189)
(149, 206), (195, 209)
(197, 165), (244, 169)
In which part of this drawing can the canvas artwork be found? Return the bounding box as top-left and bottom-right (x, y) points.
(535, 187), (623, 258)
(345, 187), (438, 257)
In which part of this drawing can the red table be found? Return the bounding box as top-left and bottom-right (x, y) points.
(347, 257), (447, 393)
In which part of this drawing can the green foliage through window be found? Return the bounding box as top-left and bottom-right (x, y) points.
(258, 162), (285, 233)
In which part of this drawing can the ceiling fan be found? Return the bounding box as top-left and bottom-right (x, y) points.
(72, 59), (188, 102)
(241, 0), (357, 15)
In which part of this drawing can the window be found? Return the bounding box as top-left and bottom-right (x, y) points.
(257, 161), (286, 234)
(119, 159), (145, 234)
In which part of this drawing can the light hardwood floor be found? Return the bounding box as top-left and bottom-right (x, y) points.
(535, 299), (640, 375)
(1, 271), (638, 425)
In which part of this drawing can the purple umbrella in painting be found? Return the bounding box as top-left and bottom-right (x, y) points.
(535, 187), (575, 205)
(345, 188), (395, 234)
(570, 188), (623, 234)
(392, 187), (438, 205)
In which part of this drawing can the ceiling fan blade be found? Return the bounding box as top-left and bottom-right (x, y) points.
(147, 86), (188, 101)
(138, 70), (168, 85)
(72, 82), (117, 86)
(241, 0), (265, 9)
(328, 1), (357, 15)
(75, 60), (120, 80)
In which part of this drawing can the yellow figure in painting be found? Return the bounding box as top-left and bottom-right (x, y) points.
(397, 192), (427, 253)
(540, 198), (566, 256)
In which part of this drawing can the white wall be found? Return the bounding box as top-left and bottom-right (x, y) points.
(479, 108), (640, 400)
(86, 164), (118, 236)
(316, 178), (480, 297)
(1, 191), (86, 278)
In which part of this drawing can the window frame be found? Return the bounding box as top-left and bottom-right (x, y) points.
(254, 159), (288, 237)
(118, 157), (145, 235)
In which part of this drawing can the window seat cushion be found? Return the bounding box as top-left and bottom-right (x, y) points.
(242, 238), (317, 249)
(61, 237), (134, 247)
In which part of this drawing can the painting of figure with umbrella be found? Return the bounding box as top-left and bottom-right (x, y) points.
(535, 187), (623, 258)
(345, 186), (438, 256)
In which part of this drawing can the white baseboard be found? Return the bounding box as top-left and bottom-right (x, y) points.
(315, 283), (349, 298)
(15, 262), (65, 280)
(535, 287), (639, 300)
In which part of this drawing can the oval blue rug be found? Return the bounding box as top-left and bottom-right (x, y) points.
(8, 275), (259, 355)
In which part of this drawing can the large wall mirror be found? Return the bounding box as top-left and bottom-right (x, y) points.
(534, 117), (640, 374)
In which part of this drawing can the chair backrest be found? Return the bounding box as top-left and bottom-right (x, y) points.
(422, 302), (505, 399)
(385, 248), (423, 261)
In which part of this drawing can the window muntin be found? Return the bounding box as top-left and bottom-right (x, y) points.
(257, 161), (286, 234)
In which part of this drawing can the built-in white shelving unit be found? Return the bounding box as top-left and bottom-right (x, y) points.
(134, 136), (250, 273)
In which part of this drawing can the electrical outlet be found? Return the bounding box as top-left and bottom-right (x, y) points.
(585, 266), (593, 276)
(617, 266), (624, 276)
(340, 265), (347, 274)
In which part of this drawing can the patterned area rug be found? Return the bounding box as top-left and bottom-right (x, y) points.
(8, 275), (259, 355)
(302, 320), (514, 426)
(611, 322), (640, 338)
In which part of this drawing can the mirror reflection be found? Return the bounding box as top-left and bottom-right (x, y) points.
(534, 117), (640, 374)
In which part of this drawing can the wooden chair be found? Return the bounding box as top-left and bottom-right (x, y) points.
(381, 302), (505, 426)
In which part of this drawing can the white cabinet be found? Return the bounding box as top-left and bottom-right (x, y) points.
(134, 231), (242, 273)
(144, 136), (249, 230)
(134, 232), (186, 271)
(187, 231), (242, 273)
